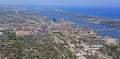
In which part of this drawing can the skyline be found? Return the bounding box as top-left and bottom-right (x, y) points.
(0, 0), (120, 7)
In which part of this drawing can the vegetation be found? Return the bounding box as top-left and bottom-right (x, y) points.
(100, 44), (120, 59)
(0, 33), (77, 59)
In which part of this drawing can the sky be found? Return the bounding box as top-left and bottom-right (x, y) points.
(0, 0), (120, 7)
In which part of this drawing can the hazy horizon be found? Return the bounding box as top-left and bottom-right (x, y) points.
(0, 0), (120, 7)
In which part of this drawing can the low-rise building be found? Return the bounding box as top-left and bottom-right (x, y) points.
(89, 45), (104, 50)
(105, 36), (119, 45)
(15, 30), (32, 36)
(0, 32), (2, 36)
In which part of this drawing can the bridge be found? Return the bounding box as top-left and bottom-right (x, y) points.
(97, 29), (118, 32)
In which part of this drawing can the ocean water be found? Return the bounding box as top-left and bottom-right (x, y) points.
(53, 6), (120, 19)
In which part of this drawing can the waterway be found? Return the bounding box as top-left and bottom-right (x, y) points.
(30, 8), (120, 42)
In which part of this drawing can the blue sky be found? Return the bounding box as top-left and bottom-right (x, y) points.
(0, 0), (120, 7)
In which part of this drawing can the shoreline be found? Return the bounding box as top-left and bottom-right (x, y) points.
(36, 8), (120, 41)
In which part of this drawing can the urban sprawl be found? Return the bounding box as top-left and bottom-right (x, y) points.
(0, 8), (120, 59)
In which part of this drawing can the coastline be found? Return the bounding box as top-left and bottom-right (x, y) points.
(35, 8), (120, 41)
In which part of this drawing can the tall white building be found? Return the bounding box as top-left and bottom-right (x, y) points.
(105, 36), (119, 45)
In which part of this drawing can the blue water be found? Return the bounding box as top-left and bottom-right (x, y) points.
(30, 6), (120, 41)
(53, 7), (120, 19)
